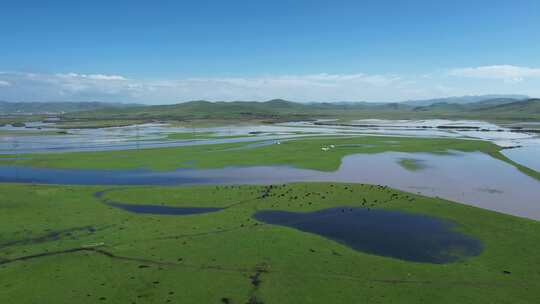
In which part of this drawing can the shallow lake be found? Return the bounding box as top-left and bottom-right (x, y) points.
(94, 190), (224, 215)
(501, 138), (540, 172)
(107, 202), (223, 215)
(1, 151), (539, 220)
(254, 207), (482, 263)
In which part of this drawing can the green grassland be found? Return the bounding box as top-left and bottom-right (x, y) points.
(2, 135), (538, 181)
(1, 182), (540, 304)
(166, 131), (217, 140)
(1, 134), (540, 303)
(3, 83), (540, 304)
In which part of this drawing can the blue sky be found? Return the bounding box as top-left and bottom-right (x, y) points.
(1, 0), (539, 103)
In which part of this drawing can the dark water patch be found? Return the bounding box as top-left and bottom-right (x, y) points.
(106, 202), (223, 215)
(253, 207), (482, 263)
(94, 190), (224, 215)
(0, 166), (216, 186)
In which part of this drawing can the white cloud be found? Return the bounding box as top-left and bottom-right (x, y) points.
(0, 69), (538, 103)
(449, 65), (540, 82)
(0, 71), (409, 102)
(56, 73), (127, 81)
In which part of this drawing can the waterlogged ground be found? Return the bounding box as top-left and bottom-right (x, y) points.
(2, 121), (540, 303)
(1, 131), (539, 223)
(1, 119), (539, 171)
(1, 183), (540, 304)
(501, 138), (540, 172)
(0, 123), (303, 153)
(304, 119), (540, 170)
(1, 150), (539, 220)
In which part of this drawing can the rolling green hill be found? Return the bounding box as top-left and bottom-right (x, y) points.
(472, 99), (540, 114)
(61, 98), (540, 125)
(412, 98), (522, 111)
(64, 99), (315, 123)
(411, 99), (540, 120)
(403, 94), (527, 107)
(1, 98), (535, 127)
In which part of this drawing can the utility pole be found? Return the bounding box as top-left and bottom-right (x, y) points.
(12, 137), (19, 181)
(136, 124), (140, 151)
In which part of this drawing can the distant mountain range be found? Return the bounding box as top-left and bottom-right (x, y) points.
(62, 97), (540, 122)
(2, 96), (539, 122)
(402, 94), (529, 107)
(0, 101), (140, 114)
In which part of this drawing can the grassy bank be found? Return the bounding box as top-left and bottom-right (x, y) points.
(1, 182), (539, 303)
(0, 130), (69, 137)
(166, 131), (253, 140)
(2, 135), (538, 181)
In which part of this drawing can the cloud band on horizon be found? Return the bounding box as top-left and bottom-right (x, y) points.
(0, 65), (538, 104)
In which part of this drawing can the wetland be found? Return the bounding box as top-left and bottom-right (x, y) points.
(2, 119), (540, 304)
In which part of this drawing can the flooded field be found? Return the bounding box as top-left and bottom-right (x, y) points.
(0, 123), (306, 153)
(254, 207), (482, 263)
(2, 151), (539, 220)
(2, 119), (539, 171)
(501, 138), (540, 172)
(310, 119), (540, 171)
